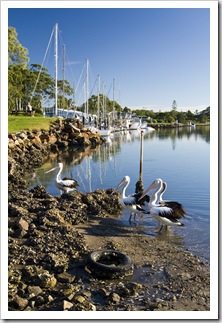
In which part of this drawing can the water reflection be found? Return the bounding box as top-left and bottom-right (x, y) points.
(27, 125), (210, 262)
(28, 126), (210, 190)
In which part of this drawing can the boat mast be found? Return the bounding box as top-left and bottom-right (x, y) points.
(86, 58), (89, 116)
(54, 23), (58, 116)
(112, 77), (115, 121)
(102, 82), (105, 121)
(97, 75), (100, 123)
(62, 44), (65, 111)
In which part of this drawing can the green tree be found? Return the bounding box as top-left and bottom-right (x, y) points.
(177, 112), (187, 123)
(8, 64), (24, 112)
(57, 79), (74, 109)
(8, 27), (29, 67)
(172, 100), (177, 110)
(8, 27), (30, 112)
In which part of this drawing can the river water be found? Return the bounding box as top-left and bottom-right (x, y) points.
(28, 125), (210, 262)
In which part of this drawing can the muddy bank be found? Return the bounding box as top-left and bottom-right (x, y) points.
(8, 120), (210, 312)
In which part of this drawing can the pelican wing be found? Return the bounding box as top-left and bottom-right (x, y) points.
(160, 201), (186, 216)
(154, 205), (185, 221)
(122, 196), (147, 213)
(61, 178), (79, 188)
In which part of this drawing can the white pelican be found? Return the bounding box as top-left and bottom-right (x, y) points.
(114, 175), (150, 221)
(139, 178), (185, 231)
(45, 162), (79, 194)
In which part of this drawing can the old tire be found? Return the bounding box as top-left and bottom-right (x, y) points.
(87, 250), (134, 279)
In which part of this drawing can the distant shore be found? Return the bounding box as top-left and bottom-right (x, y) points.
(147, 122), (210, 129)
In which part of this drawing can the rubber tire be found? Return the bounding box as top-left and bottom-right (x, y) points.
(87, 249), (134, 279)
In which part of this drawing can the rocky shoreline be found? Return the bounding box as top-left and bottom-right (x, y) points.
(8, 118), (210, 312)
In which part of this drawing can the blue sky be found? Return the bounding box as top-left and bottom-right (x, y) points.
(8, 5), (210, 112)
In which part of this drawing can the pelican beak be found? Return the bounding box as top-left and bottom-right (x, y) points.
(111, 188), (118, 195)
(116, 177), (126, 190)
(138, 182), (156, 201)
(45, 166), (59, 174)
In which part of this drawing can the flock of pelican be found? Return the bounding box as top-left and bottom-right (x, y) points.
(45, 163), (186, 232)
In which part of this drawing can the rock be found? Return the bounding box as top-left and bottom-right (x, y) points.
(63, 300), (74, 310)
(12, 295), (28, 310)
(108, 292), (121, 304)
(98, 288), (110, 298)
(57, 272), (75, 283)
(74, 295), (85, 304)
(27, 285), (43, 297)
(13, 228), (27, 238)
(18, 218), (29, 231)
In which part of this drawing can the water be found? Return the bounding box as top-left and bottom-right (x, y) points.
(28, 126), (210, 262)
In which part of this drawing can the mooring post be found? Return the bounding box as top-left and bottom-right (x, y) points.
(135, 131), (144, 194)
(139, 130), (144, 181)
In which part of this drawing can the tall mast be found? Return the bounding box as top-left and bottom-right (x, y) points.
(62, 44), (65, 111)
(102, 82), (105, 121)
(86, 58), (89, 116)
(54, 23), (58, 116)
(112, 77), (115, 120)
(97, 75), (100, 121)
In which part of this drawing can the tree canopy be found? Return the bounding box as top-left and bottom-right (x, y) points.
(8, 27), (29, 67)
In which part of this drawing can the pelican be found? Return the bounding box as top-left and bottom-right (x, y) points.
(45, 162), (79, 194)
(114, 175), (150, 221)
(139, 178), (185, 232)
(158, 181), (187, 216)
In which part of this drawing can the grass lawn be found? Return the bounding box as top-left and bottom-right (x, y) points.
(8, 116), (58, 134)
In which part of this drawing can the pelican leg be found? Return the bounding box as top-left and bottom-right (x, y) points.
(159, 225), (164, 232)
(154, 223), (163, 233)
(129, 213), (133, 222)
(129, 212), (136, 222)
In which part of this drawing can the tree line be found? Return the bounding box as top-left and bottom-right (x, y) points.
(126, 106), (210, 124)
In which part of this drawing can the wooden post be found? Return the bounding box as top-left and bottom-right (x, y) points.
(139, 131), (144, 181)
(135, 131), (144, 194)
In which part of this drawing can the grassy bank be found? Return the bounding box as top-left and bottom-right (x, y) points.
(8, 116), (57, 134)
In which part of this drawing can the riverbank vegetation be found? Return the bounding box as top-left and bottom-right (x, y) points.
(131, 106), (210, 125)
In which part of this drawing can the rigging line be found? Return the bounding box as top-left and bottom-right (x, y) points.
(89, 77), (98, 97)
(75, 82), (85, 107)
(67, 62), (85, 109)
(30, 25), (55, 102)
(106, 82), (113, 97)
(75, 62), (85, 98)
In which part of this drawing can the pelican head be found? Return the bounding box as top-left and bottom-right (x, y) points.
(116, 175), (130, 190)
(111, 176), (130, 194)
(138, 178), (163, 201)
(45, 162), (63, 174)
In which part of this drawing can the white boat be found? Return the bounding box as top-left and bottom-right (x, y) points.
(140, 121), (148, 129)
(96, 128), (112, 136)
(146, 126), (155, 132)
(129, 118), (141, 130)
(89, 125), (112, 136)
